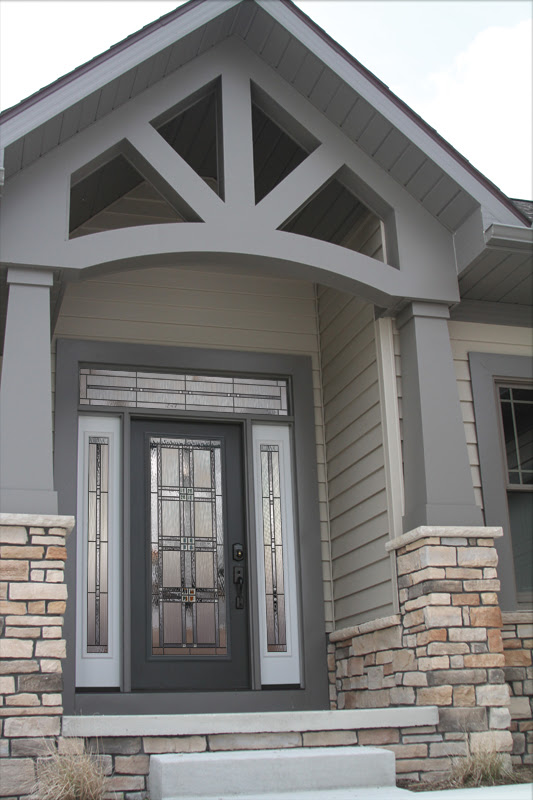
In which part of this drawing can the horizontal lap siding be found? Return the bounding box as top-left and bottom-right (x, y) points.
(318, 288), (393, 629)
(448, 321), (533, 512)
(53, 266), (333, 629)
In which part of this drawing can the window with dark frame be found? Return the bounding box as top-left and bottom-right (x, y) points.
(497, 384), (533, 602)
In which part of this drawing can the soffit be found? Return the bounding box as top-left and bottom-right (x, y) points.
(459, 246), (533, 305)
(0, 0), (528, 234)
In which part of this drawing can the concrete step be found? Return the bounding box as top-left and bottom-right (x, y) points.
(148, 746), (396, 800)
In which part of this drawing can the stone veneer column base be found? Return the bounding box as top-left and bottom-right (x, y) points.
(329, 526), (514, 783)
(0, 513), (74, 800)
(502, 611), (533, 766)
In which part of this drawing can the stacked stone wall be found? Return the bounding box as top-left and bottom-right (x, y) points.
(502, 612), (533, 766)
(0, 515), (73, 800)
(329, 526), (514, 783)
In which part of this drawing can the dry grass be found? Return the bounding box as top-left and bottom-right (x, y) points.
(32, 744), (108, 800)
(448, 748), (515, 788)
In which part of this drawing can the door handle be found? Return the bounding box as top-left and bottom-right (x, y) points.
(233, 566), (245, 610)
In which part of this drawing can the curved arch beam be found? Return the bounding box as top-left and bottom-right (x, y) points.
(58, 223), (406, 306)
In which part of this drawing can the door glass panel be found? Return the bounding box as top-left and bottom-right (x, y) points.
(87, 436), (109, 653)
(150, 436), (227, 656)
(260, 444), (287, 653)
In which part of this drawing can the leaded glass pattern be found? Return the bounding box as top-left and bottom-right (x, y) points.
(150, 436), (227, 656)
(80, 369), (288, 415)
(260, 444), (287, 652)
(87, 436), (109, 653)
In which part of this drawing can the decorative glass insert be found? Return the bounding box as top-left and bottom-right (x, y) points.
(260, 445), (287, 652)
(87, 436), (109, 653)
(150, 436), (227, 656)
(80, 369), (288, 415)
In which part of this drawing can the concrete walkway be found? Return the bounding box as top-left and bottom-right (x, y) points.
(182, 785), (533, 799)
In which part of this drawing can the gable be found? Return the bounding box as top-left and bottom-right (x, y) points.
(0, 0), (531, 343)
(0, 0), (527, 231)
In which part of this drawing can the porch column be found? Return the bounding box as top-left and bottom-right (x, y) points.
(0, 267), (57, 514)
(397, 301), (483, 531)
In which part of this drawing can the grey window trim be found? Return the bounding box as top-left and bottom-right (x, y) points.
(55, 338), (328, 715)
(469, 352), (533, 611)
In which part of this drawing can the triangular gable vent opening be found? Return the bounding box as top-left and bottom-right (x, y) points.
(153, 85), (221, 198)
(280, 178), (385, 261)
(69, 154), (193, 239)
(252, 103), (312, 204)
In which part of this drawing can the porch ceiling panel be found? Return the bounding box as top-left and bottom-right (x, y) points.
(1, 0), (525, 235)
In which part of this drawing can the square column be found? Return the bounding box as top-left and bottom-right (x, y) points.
(397, 302), (483, 531)
(0, 268), (57, 513)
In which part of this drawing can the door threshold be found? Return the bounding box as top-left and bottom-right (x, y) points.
(64, 706), (438, 737)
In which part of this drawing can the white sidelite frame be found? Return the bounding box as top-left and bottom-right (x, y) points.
(76, 415), (122, 687)
(252, 423), (301, 685)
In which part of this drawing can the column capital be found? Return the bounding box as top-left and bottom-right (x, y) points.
(6, 267), (54, 286)
(396, 301), (450, 329)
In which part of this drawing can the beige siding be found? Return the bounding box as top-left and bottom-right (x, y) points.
(448, 321), (533, 511)
(53, 266), (333, 629)
(317, 287), (394, 628)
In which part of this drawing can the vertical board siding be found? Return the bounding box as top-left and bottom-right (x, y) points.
(53, 267), (333, 628)
(447, 321), (533, 512)
(318, 287), (394, 629)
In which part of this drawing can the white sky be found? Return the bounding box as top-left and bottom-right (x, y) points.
(0, 0), (531, 199)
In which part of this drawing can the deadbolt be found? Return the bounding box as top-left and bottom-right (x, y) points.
(233, 543), (244, 561)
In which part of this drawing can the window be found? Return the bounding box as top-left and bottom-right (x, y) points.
(469, 353), (533, 610)
(497, 385), (533, 602)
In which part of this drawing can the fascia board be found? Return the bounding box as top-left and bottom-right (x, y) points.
(257, 0), (526, 228)
(0, 0), (241, 150)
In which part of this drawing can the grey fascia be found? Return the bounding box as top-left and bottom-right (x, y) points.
(0, 0), (241, 150)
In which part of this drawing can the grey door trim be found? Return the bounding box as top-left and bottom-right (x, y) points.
(55, 338), (329, 714)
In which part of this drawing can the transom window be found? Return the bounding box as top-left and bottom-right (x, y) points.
(80, 368), (288, 415)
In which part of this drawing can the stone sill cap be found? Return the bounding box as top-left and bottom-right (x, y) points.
(63, 707), (438, 738)
(330, 614), (401, 643)
(385, 525), (503, 552)
(0, 512), (75, 532)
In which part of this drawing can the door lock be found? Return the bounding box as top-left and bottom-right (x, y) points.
(233, 566), (245, 610)
(233, 543), (245, 561)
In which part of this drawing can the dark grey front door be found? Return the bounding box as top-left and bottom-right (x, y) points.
(130, 419), (249, 691)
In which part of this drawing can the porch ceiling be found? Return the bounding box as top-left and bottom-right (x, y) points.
(0, 0), (527, 234)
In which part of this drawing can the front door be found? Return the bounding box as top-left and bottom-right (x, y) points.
(130, 419), (249, 691)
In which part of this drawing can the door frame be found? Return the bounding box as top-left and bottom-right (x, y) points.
(55, 338), (329, 714)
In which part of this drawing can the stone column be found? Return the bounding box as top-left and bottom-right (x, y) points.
(0, 267), (57, 514)
(0, 513), (74, 800)
(397, 302), (483, 531)
(387, 526), (513, 757)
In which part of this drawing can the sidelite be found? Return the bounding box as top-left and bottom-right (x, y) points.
(87, 436), (109, 654)
(149, 436), (227, 656)
(260, 444), (287, 653)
